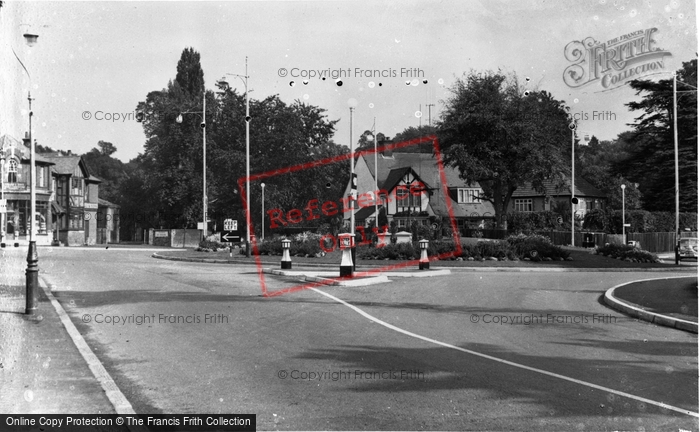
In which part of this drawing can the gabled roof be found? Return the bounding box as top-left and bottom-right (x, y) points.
(512, 174), (605, 198)
(0, 135), (55, 165)
(362, 152), (477, 189)
(380, 166), (431, 191)
(42, 154), (90, 177)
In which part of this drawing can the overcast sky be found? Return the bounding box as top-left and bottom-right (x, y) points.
(9, 0), (698, 162)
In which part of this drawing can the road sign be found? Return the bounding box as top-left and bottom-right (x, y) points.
(623, 223), (631, 227)
(224, 219), (237, 231)
(0, 198), (6, 214)
(221, 231), (240, 242)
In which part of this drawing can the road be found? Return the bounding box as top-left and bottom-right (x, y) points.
(28, 247), (700, 430)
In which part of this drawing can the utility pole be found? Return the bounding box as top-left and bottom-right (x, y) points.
(426, 104), (435, 126)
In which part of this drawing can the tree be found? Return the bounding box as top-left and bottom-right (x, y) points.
(617, 59), (697, 212)
(577, 132), (641, 210)
(81, 141), (127, 203)
(437, 70), (572, 228)
(135, 47), (212, 228)
(391, 125), (436, 152)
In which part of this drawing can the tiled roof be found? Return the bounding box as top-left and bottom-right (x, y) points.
(42, 154), (83, 175)
(362, 152), (478, 189)
(98, 198), (120, 207)
(511, 174), (605, 198)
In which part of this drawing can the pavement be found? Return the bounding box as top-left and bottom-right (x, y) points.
(0, 249), (121, 416)
(0, 246), (696, 417)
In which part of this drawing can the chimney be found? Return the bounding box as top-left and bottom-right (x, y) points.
(380, 139), (393, 158)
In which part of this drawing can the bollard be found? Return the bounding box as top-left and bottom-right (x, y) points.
(281, 238), (292, 269)
(419, 239), (430, 270)
(339, 233), (354, 277)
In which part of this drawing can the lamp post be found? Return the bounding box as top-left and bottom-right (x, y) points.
(12, 32), (40, 314)
(223, 57), (251, 257)
(349, 106), (356, 270)
(261, 182), (265, 242)
(569, 122), (577, 247)
(175, 92), (207, 240)
(368, 118), (378, 230)
(621, 184), (626, 245)
(13, 32), (40, 314)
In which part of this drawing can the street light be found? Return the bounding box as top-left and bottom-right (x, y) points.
(261, 182), (265, 242)
(223, 57), (252, 257)
(175, 92), (207, 240)
(367, 118), (379, 230)
(569, 121), (577, 247)
(620, 184), (626, 245)
(13, 31), (39, 314)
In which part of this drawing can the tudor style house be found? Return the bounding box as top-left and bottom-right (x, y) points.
(343, 147), (496, 232)
(343, 144), (607, 233)
(1, 134), (102, 246)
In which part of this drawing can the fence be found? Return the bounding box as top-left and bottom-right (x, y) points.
(462, 228), (679, 252)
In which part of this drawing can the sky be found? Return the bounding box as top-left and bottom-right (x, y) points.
(3, 0), (698, 163)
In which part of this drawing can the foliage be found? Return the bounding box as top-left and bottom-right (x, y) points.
(594, 243), (659, 262)
(254, 235), (323, 257)
(81, 141), (128, 204)
(505, 233), (570, 260)
(616, 59), (697, 212)
(437, 70), (572, 229)
(507, 211), (564, 232)
(197, 238), (227, 251)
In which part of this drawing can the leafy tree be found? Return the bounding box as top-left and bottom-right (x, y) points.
(577, 132), (641, 210)
(135, 47), (212, 228)
(81, 141), (127, 203)
(437, 70), (572, 228)
(391, 125), (436, 152)
(617, 59), (697, 212)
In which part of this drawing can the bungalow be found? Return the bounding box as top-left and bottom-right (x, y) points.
(509, 174), (606, 216)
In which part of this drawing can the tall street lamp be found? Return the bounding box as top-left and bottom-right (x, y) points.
(12, 32), (39, 314)
(223, 57), (251, 257)
(261, 182), (265, 242)
(175, 92), (207, 239)
(620, 184), (626, 245)
(569, 122), (577, 247)
(367, 118), (379, 230)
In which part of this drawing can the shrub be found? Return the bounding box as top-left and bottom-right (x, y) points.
(198, 238), (227, 251)
(595, 243), (659, 262)
(506, 233), (570, 260)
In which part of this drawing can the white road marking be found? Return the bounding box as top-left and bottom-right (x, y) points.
(40, 276), (149, 432)
(310, 287), (699, 418)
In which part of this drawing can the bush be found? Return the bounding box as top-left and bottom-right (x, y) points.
(248, 234), (323, 257)
(506, 233), (570, 260)
(198, 238), (227, 251)
(595, 243), (659, 262)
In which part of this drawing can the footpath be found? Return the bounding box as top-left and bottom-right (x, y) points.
(0, 248), (123, 418)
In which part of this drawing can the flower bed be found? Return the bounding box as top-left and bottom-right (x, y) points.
(356, 234), (572, 262)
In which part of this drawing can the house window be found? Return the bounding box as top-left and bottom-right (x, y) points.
(37, 166), (46, 188)
(514, 199), (533, 212)
(7, 159), (18, 183)
(457, 188), (481, 203)
(396, 186), (421, 208)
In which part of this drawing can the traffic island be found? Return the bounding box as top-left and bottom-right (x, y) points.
(604, 276), (698, 333)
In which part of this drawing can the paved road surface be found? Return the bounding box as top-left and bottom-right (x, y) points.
(30, 247), (699, 430)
